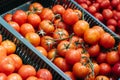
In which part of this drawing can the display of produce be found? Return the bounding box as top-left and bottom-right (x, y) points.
(0, 0), (120, 80)
(75, 0), (120, 36)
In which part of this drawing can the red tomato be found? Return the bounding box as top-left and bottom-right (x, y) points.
(7, 73), (22, 80)
(0, 73), (7, 80)
(12, 10), (27, 25)
(97, 52), (107, 64)
(8, 21), (20, 32)
(80, 3), (88, 10)
(0, 34), (2, 44)
(0, 56), (15, 75)
(106, 18), (117, 27)
(92, 25), (105, 35)
(0, 45), (7, 57)
(99, 63), (111, 75)
(62, 9), (79, 25)
(65, 71), (76, 80)
(106, 51), (120, 65)
(88, 5), (97, 14)
(112, 62), (120, 77)
(102, 9), (113, 20)
(99, 32), (115, 49)
(65, 49), (81, 65)
(53, 57), (71, 72)
(111, 0), (120, 7)
(18, 65), (36, 79)
(27, 13), (41, 29)
(36, 69), (52, 80)
(100, 0), (110, 8)
(36, 46), (48, 57)
(3, 13), (12, 22)
(26, 76), (38, 80)
(47, 48), (56, 60)
(107, 25), (116, 32)
(94, 12), (104, 22)
(95, 75), (109, 80)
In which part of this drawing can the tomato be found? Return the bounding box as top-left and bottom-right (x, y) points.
(106, 18), (117, 27)
(39, 20), (55, 34)
(65, 71), (76, 80)
(117, 4), (120, 11)
(12, 10), (27, 25)
(92, 2), (100, 10)
(112, 62), (120, 77)
(88, 5), (97, 14)
(18, 65), (36, 79)
(0, 34), (2, 44)
(29, 2), (43, 14)
(36, 46), (48, 57)
(8, 21), (20, 32)
(65, 49), (81, 65)
(107, 25), (116, 32)
(20, 23), (35, 37)
(73, 20), (89, 37)
(47, 48), (57, 60)
(74, 9), (82, 20)
(3, 13), (12, 22)
(106, 51), (120, 65)
(0, 45), (7, 57)
(102, 9), (113, 20)
(99, 63), (111, 75)
(53, 57), (71, 72)
(100, 0), (110, 8)
(40, 36), (55, 51)
(95, 75), (109, 80)
(96, 52), (107, 64)
(53, 28), (69, 41)
(99, 32), (115, 49)
(57, 40), (75, 57)
(1, 40), (16, 55)
(39, 8), (54, 21)
(84, 28), (100, 45)
(0, 73), (7, 80)
(27, 13), (41, 29)
(7, 73), (22, 80)
(26, 76), (38, 80)
(0, 56), (15, 75)
(36, 69), (52, 80)
(9, 54), (23, 72)
(72, 62), (90, 78)
(25, 32), (40, 47)
(111, 0), (120, 8)
(62, 8), (79, 25)
(80, 3), (88, 10)
(52, 4), (65, 15)
(94, 12), (103, 22)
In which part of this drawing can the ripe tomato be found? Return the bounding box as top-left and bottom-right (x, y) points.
(20, 23), (35, 37)
(0, 73), (7, 80)
(106, 51), (120, 65)
(112, 62), (120, 77)
(47, 48), (57, 60)
(36, 69), (52, 80)
(27, 13), (41, 29)
(57, 40), (75, 57)
(102, 9), (113, 20)
(29, 2), (43, 14)
(92, 62), (100, 76)
(94, 12), (104, 21)
(88, 5), (97, 14)
(96, 52), (107, 64)
(7, 73), (22, 80)
(52, 4), (65, 15)
(99, 63), (111, 75)
(53, 28), (69, 41)
(106, 18), (117, 27)
(18, 65), (36, 79)
(36, 46), (48, 57)
(8, 21), (20, 32)
(9, 54), (23, 72)
(53, 57), (71, 72)
(73, 20), (90, 37)
(1, 40), (16, 55)
(25, 32), (40, 47)
(40, 36), (55, 51)
(39, 8), (54, 21)
(92, 25), (105, 35)
(39, 20), (55, 34)
(12, 10), (27, 25)
(99, 32), (115, 49)
(72, 62), (90, 78)
(84, 28), (100, 45)
(74, 9), (82, 20)
(107, 25), (116, 32)
(62, 8), (79, 25)
(0, 45), (7, 57)
(26, 76), (38, 80)
(3, 13), (12, 22)
(87, 43), (100, 57)
(65, 71), (76, 80)
(95, 75), (109, 80)
(0, 56), (15, 75)
(65, 49), (81, 65)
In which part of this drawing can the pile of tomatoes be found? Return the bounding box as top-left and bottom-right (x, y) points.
(75, 0), (120, 36)
(0, 35), (53, 80)
(3, 2), (120, 80)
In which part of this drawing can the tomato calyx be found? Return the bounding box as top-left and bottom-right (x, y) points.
(37, 29), (46, 36)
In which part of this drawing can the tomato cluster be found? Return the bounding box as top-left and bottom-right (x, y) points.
(3, 2), (120, 80)
(0, 34), (53, 80)
(75, 0), (120, 36)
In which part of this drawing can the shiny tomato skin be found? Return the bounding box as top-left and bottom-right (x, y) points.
(12, 10), (27, 26)
(3, 13), (12, 22)
(7, 73), (22, 80)
(0, 73), (7, 80)
(36, 46), (48, 57)
(36, 69), (52, 80)
(8, 21), (20, 32)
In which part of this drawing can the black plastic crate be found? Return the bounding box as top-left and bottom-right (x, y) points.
(0, 17), (71, 80)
